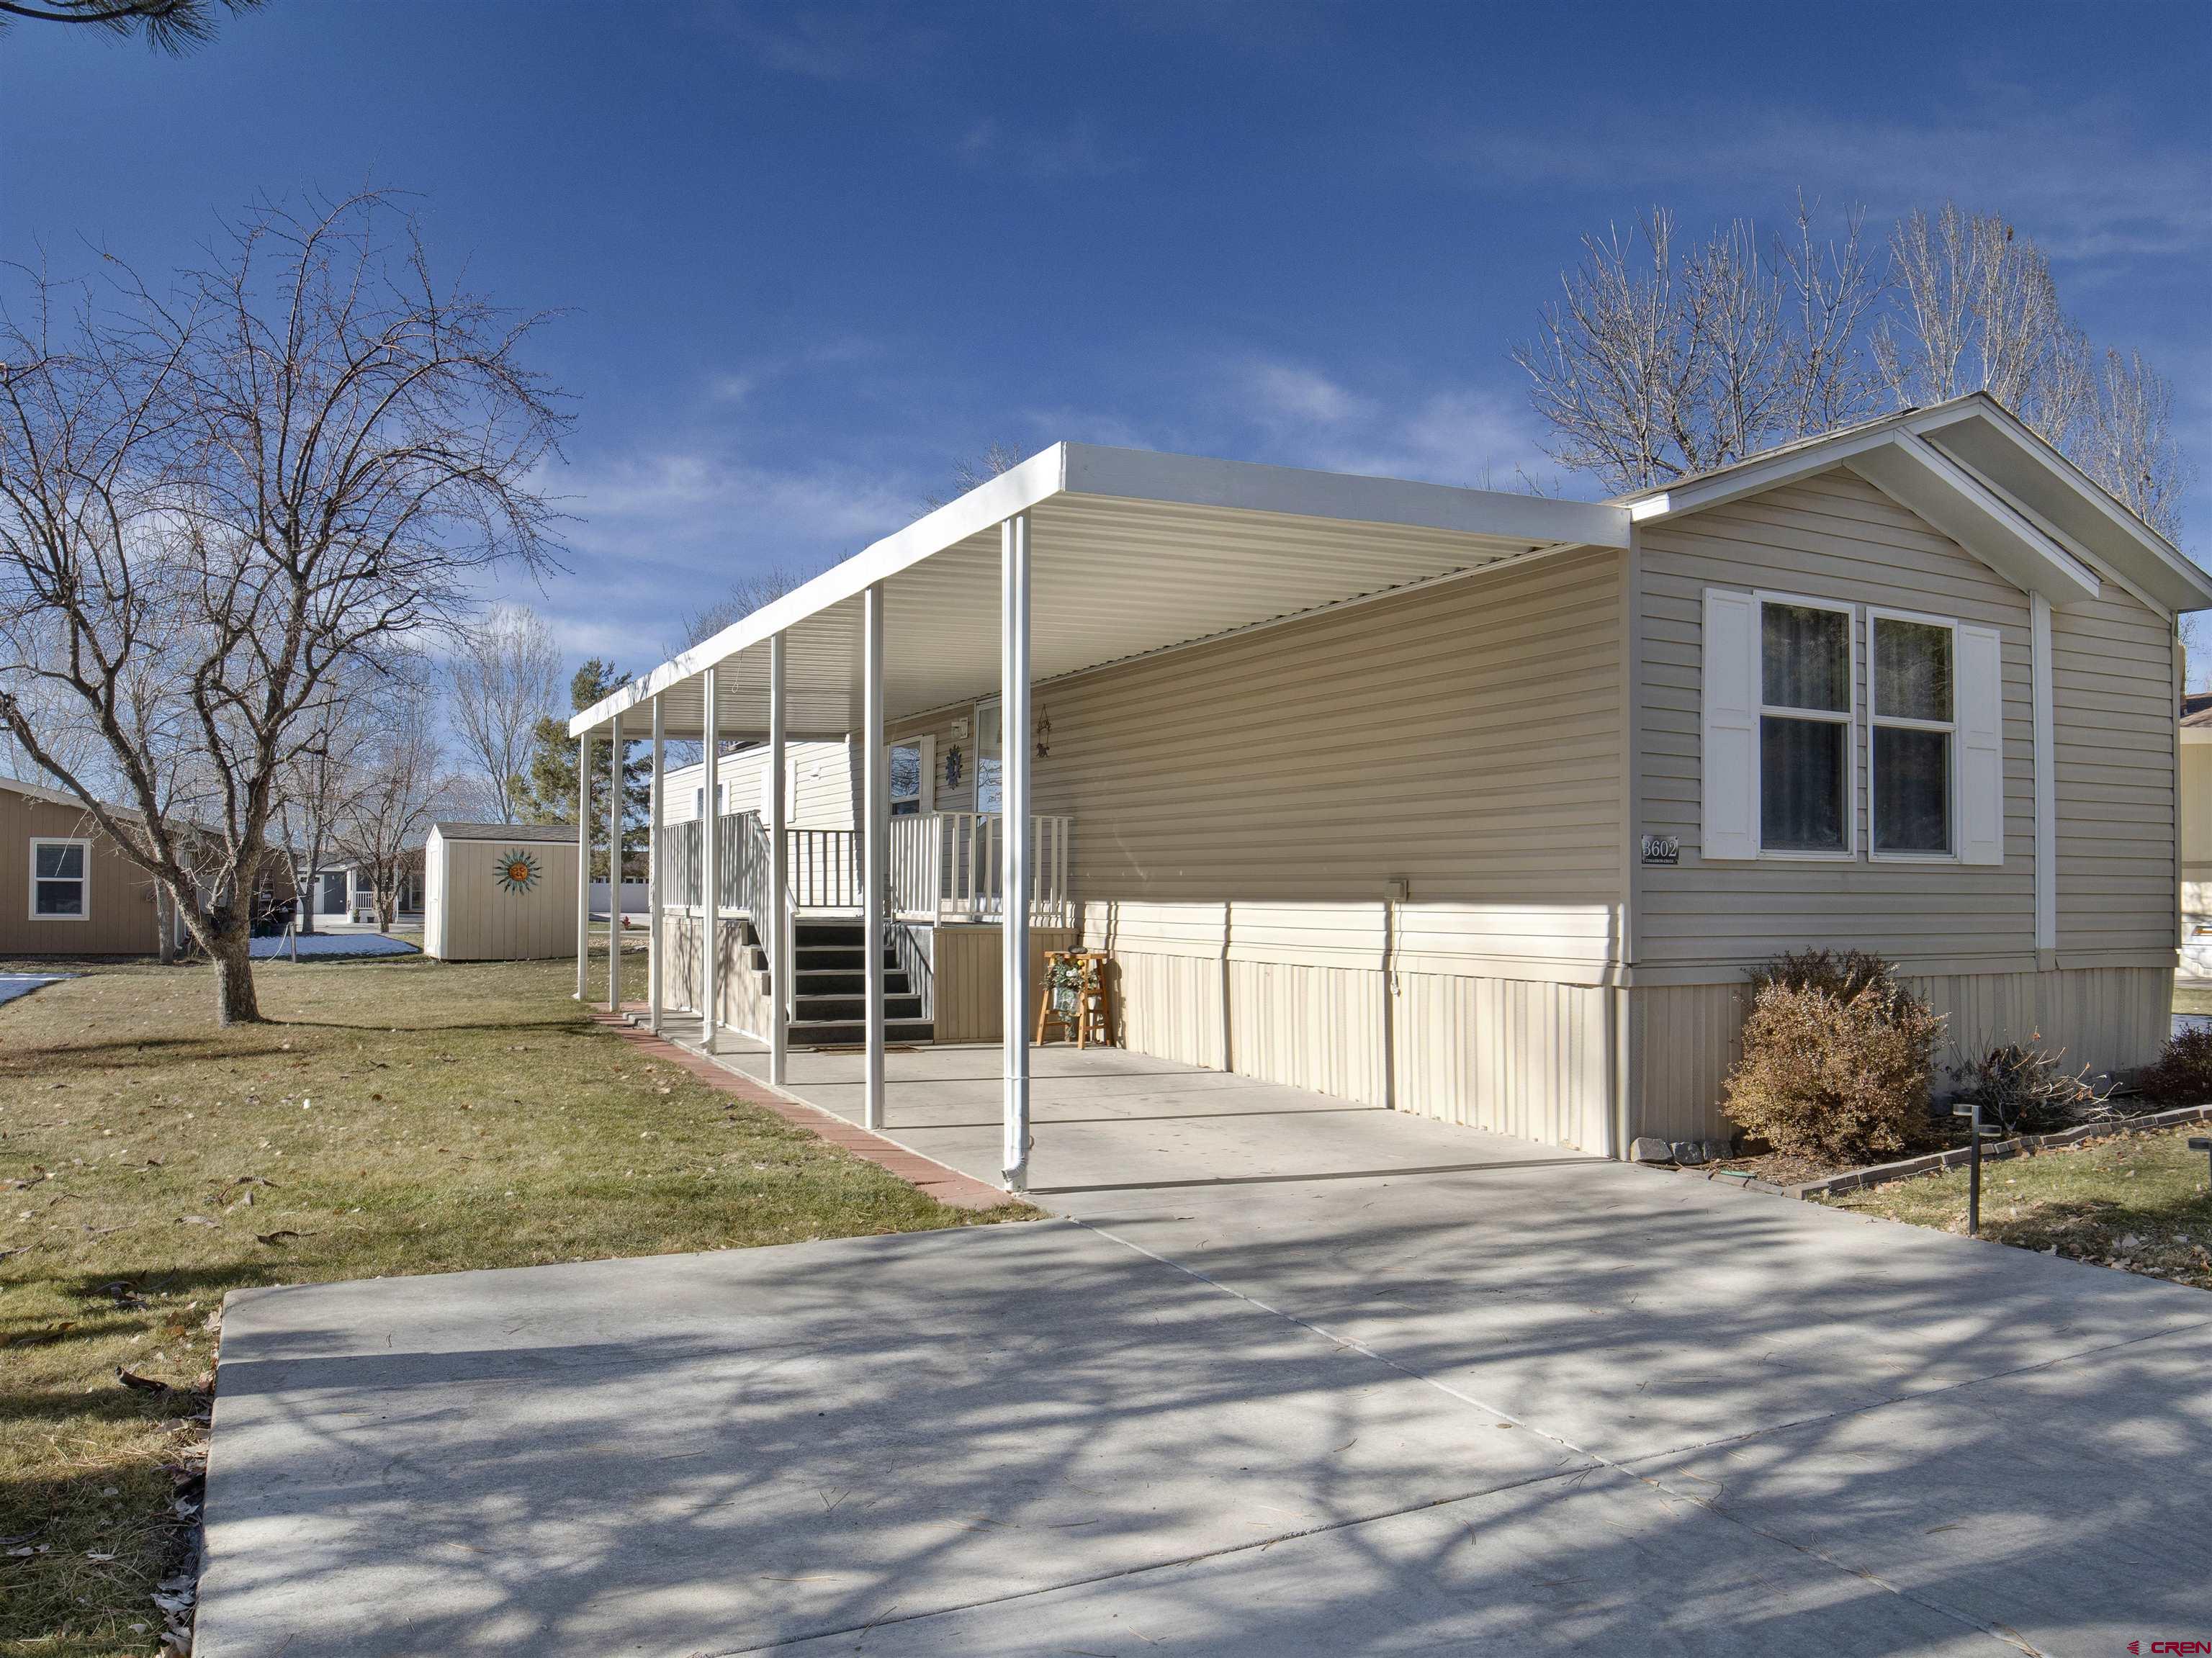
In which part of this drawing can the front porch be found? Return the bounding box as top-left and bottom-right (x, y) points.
(652, 810), (1076, 1046)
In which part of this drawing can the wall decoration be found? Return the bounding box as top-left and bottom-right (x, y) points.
(495, 849), (542, 894)
(1033, 708), (1051, 760)
(943, 744), (964, 790)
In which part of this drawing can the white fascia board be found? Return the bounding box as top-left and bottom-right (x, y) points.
(1623, 420), (1911, 523)
(570, 445), (1070, 737)
(1060, 443), (1632, 549)
(1846, 432), (2100, 607)
(1913, 402), (2212, 614)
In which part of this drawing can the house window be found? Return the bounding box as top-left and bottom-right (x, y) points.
(889, 744), (922, 816)
(1758, 600), (1853, 853)
(975, 699), (1003, 814)
(1871, 613), (1956, 856)
(30, 838), (88, 920)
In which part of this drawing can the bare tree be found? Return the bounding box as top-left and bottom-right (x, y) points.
(1514, 205), (1884, 492)
(0, 0), (263, 52)
(676, 564), (811, 652)
(0, 192), (567, 1024)
(919, 441), (1025, 512)
(333, 668), (452, 932)
(274, 659), (379, 933)
(449, 601), (561, 819)
(2077, 348), (2192, 545)
(1520, 197), (2190, 549)
(1874, 204), (2089, 447)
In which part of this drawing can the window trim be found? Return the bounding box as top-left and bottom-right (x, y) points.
(1753, 590), (1858, 862)
(1866, 605), (1962, 863)
(28, 835), (91, 924)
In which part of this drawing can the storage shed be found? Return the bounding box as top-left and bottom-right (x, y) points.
(423, 821), (581, 961)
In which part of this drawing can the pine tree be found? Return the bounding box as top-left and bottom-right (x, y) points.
(518, 659), (651, 879)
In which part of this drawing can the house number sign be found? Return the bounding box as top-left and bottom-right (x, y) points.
(1639, 833), (1680, 866)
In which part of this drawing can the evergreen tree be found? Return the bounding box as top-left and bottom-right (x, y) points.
(519, 659), (650, 879)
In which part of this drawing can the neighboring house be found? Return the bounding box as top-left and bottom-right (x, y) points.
(2178, 693), (2212, 976)
(0, 776), (169, 956)
(297, 860), (422, 925)
(569, 392), (2211, 1175)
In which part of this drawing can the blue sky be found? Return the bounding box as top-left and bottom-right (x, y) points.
(6, 0), (2208, 681)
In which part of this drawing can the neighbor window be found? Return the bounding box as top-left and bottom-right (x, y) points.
(1871, 613), (1956, 855)
(889, 743), (922, 816)
(30, 838), (88, 920)
(1758, 600), (1853, 853)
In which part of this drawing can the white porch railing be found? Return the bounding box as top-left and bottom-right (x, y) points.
(890, 811), (1071, 925)
(656, 809), (1070, 924)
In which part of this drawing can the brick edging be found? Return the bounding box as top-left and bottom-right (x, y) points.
(1781, 1101), (2212, 1198)
(586, 1010), (1017, 1213)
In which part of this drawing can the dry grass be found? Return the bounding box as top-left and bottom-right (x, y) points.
(0, 948), (1033, 1657)
(1826, 1125), (2212, 1290)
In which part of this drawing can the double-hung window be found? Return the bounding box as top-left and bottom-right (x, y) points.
(30, 838), (89, 920)
(1757, 599), (1854, 855)
(1702, 586), (2005, 866)
(1869, 613), (1956, 856)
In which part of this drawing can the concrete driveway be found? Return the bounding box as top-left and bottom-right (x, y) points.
(196, 1043), (2212, 1657)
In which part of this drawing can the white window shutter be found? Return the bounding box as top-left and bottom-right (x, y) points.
(1956, 623), (2005, 865)
(1701, 588), (1761, 860)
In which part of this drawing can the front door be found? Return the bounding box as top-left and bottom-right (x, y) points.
(320, 871), (347, 914)
(976, 699), (1002, 814)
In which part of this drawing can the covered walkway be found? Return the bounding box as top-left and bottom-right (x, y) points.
(663, 1016), (1590, 1197)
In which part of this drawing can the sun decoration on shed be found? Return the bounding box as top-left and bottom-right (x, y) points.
(495, 849), (541, 895)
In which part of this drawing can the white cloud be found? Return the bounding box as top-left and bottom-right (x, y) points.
(1443, 91), (2210, 274)
(1226, 356), (1560, 493)
(954, 114), (1138, 180)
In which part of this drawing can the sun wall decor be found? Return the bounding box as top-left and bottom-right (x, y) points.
(495, 849), (541, 894)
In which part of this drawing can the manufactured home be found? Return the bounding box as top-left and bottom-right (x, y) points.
(569, 394), (2209, 1189)
(0, 776), (175, 957)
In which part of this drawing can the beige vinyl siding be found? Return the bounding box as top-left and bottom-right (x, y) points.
(893, 549), (1631, 1146)
(2051, 591), (2180, 959)
(662, 743), (852, 829)
(0, 790), (160, 957)
(1637, 467), (2036, 973)
(1637, 965), (2172, 1141)
(925, 923), (1075, 1042)
(2180, 742), (2212, 921)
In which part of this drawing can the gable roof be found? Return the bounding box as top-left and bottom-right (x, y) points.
(0, 774), (143, 821)
(1619, 392), (2212, 616)
(431, 821), (580, 844)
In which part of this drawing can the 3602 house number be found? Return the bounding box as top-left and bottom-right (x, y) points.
(1640, 834), (1680, 866)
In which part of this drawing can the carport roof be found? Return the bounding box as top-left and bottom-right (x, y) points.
(569, 443), (1632, 743)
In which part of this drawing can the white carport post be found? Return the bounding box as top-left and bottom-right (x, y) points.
(1000, 512), (1033, 1191)
(769, 632), (791, 1086)
(573, 732), (591, 1001)
(606, 710), (623, 1014)
(701, 665), (721, 1050)
(647, 696), (665, 1035)
(862, 582), (888, 1131)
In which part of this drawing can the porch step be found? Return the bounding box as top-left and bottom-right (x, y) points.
(796, 945), (901, 971)
(788, 1017), (936, 1047)
(797, 994), (925, 1022)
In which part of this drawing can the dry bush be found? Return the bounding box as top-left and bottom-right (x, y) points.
(1747, 947), (1899, 1001)
(1724, 968), (1944, 1165)
(1952, 1040), (2110, 1135)
(2134, 1027), (2212, 1104)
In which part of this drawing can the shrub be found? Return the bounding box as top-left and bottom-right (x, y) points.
(2134, 1027), (2212, 1104)
(1952, 1039), (2110, 1135)
(1747, 948), (1899, 1001)
(1723, 964), (1944, 1165)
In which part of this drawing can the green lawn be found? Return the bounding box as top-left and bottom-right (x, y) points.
(0, 950), (1033, 1657)
(1827, 1124), (2212, 1290)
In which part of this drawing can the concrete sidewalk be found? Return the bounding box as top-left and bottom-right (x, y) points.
(195, 1039), (2212, 1657)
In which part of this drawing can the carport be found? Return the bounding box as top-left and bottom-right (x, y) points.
(566, 445), (1630, 1189)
